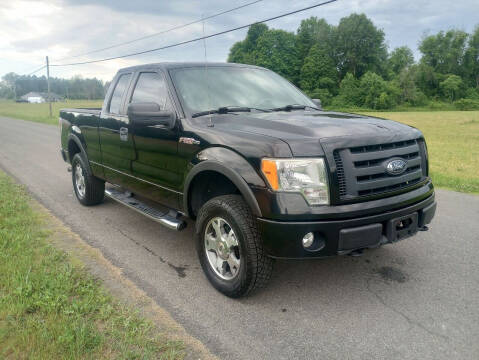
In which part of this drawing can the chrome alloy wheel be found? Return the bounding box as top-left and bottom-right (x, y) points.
(74, 163), (86, 198)
(204, 217), (241, 280)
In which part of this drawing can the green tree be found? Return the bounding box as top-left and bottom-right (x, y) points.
(225, 14), (476, 109)
(388, 46), (415, 75)
(358, 72), (385, 108)
(228, 42), (247, 63)
(334, 73), (361, 106)
(299, 44), (338, 96)
(440, 74), (464, 101)
(309, 88), (333, 105)
(397, 66), (427, 106)
(334, 13), (387, 79)
(2, 73), (19, 97)
(414, 63), (440, 97)
(419, 30), (468, 76)
(296, 17), (333, 67)
(358, 72), (399, 109)
(253, 29), (299, 83)
(228, 23), (269, 64)
(465, 87), (479, 99)
(0, 72), (105, 100)
(398, 67), (416, 103)
(464, 25), (479, 88)
(0, 81), (15, 99)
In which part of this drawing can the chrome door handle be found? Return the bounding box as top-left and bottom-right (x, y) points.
(119, 127), (128, 141)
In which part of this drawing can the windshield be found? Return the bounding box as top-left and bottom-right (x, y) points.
(171, 66), (316, 115)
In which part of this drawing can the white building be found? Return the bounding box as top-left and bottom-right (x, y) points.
(21, 92), (63, 103)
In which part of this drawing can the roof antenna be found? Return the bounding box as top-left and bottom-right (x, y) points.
(202, 14), (214, 127)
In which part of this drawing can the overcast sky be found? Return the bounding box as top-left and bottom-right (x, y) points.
(1, 0), (478, 82)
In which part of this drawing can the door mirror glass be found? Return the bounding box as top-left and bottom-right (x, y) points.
(127, 102), (176, 129)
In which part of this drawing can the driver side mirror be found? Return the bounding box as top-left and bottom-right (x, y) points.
(312, 99), (322, 110)
(127, 102), (176, 129)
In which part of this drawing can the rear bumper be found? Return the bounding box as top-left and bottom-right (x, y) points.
(258, 193), (436, 259)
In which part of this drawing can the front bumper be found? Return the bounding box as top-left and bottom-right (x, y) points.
(258, 193), (436, 259)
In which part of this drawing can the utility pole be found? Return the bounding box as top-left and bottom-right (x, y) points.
(46, 56), (52, 117)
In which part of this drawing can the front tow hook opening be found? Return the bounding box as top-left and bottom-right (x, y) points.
(396, 218), (413, 231)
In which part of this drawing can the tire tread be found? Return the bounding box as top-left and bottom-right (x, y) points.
(196, 194), (273, 297)
(72, 153), (105, 206)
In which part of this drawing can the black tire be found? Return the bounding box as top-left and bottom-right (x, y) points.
(196, 195), (273, 298)
(71, 153), (105, 206)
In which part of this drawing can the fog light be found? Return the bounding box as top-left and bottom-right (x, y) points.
(302, 232), (315, 248)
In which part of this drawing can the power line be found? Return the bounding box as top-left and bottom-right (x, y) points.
(24, 65), (46, 76)
(55, 0), (264, 62)
(51, 0), (337, 67)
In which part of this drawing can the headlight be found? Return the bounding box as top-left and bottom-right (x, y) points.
(261, 158), (329, 205)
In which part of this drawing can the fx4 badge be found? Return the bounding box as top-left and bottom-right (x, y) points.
(179, 137), (200, 145)
(385, 158), (407, 175)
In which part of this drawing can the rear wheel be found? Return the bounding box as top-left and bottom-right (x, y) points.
(196, 195), (273, 297)
(71, 153), (105, 206)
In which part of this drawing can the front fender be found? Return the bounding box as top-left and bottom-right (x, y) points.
(183, 147), (267, 217)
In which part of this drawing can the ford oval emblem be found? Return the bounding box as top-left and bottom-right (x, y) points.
(386, 159), (407, 175)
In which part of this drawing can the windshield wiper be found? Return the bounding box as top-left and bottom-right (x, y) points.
(270, 104), (320, 112)
(192, 106), (269, 118)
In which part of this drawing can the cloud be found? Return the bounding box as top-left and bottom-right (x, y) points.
(0, 0), (478, 81)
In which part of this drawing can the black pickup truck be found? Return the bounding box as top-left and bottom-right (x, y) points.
(60, 62), (436, 297)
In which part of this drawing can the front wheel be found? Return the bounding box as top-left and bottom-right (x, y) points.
(71, 153), (105, 206)
(196, 195), (273, 298)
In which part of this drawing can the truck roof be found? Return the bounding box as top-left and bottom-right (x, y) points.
(118, 62), (265, 73)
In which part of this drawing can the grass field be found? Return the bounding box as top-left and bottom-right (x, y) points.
(362, 111), (479, 194)
(0, 99), (102, 125)
(0, 100), (477, 194)
(0, 171), (184, 359)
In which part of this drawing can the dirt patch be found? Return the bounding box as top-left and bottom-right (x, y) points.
(376, 266), (408, 283)
(168, 263), (188, 278)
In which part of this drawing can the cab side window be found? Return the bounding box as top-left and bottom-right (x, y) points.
(109, 73), (131, 114)
(131, 72), (170, 110)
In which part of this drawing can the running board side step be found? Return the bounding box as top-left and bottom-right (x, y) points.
(105, 188), (186, 231)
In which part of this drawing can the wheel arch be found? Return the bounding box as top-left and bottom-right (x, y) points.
(184, 160), (263, 219)
(67, 134), (92, 175)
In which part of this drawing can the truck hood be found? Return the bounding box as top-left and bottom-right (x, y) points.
(209, 111), (422, 156)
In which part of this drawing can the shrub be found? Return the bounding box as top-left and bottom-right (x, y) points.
(359, 72), (399, 109)
(427, 100), (456, 110)
(299, 45), (338, 95)
(409, 90), (429, 106)
(440, 75), (464, 102)
(465, 88), (479, 100)
(309, 88), (332, 106)
(454, 98), (479, 110)
(337, 73), (361, 106)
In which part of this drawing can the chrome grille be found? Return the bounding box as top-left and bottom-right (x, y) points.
(333, 150), (347, 197)
(333, 138), (426, 200)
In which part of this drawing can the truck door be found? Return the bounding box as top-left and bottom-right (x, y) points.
(127, 71), (181, 209)
(98, 72), (137, 187)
